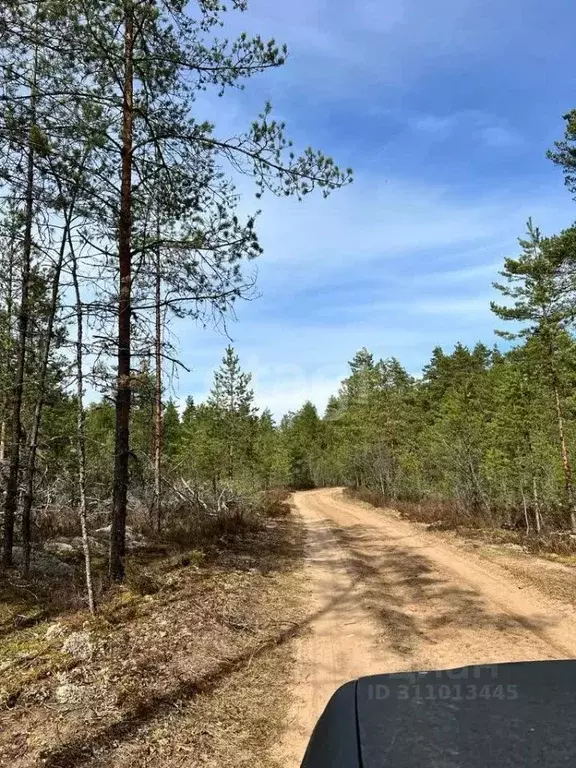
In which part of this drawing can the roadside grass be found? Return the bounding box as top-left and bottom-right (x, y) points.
(344, 487), (576, 562)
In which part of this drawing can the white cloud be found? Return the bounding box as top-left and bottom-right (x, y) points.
(170, 167), (574, 416)
(414, 296), (495, 316)
(255, 180), (492, 268)
(408, 109), (523, 149)
(480, 124), (523, 148)
(248, 176), (568, 290)
(174, 311), (475, 415)
(150, 0), (575, 420)
(412, 115), (457, 134)
(416, 261), (504, 285)
(218, 0), (510, 94)
(253, 374), (342, 418)
(179, 350), (344, 419)
(317, 291), (499, 326)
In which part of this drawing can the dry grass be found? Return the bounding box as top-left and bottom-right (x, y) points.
(0, 510), (306, 768)
(344, 487), (576, 560)
(260, 488), (293, 518)
(344, 488), (465, 528)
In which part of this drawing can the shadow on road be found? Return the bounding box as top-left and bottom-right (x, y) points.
(41, 506), (560, 767)
(327, 520), (558, 656)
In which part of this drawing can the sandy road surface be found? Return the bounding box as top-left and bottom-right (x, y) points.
(277, 488), (576, 766)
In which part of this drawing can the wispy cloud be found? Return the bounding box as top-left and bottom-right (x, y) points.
(409, 110), (524, 149)
(413, 296), (496, 316)
(409, 261), (504, 286)
(251, 374), (343, 418)
(164, 0), (576, 418)
(481, 124), (522, 148)
(171, 166), (573, 415)
(247, 176), (566, 288)
(411, 115), (455, 135)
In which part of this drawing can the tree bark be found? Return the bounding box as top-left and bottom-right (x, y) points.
(2, 42), (38, 567)
(0, 229), (14, 494)
(552, 381), (576, 532)
(152, 225), (162, 533)
(532, 476), (542, 534)
(0, 423), (5, 468)
(521, 485), (530, 533)
(21, 220), (70, 572)
(71, 231), (95, 613)
(110, 1), (134, 583)
(547, 337), (576, 533)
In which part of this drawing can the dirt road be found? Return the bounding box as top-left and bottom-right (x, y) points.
(278, 488), (576, 766)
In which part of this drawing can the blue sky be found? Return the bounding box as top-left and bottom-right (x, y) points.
(173, 0), (576, 417)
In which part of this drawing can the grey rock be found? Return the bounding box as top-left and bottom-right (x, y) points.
(12, 547), (72, 577)
(94, 525), (147, 550)
(62, 631), (93, 661)
(44, 541), (75, 557)
(45, 623), (67, 642)
(55, 682), (83, 706)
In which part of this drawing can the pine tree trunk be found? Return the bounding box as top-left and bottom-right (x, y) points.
(2, 44), (38, 567)
(521, 485), (530, 533)
(0, 228), (14, 495)
(548, 343), (576, 533)
(71, 234), (95, 614)
(0, 368), (9, 494)
(553, 383), (576, 532)
(153, 236), (162, 533)
(524, 429), (542, 534)
(532, 476), (542, 534)
(110, 2), (134, 583)
(21, 224), (69, 572)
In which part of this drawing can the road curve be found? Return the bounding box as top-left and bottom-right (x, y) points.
(277, 488), (576, 766)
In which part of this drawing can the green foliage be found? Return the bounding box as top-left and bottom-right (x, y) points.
(308, 335), (576, 530)
(548, 110), (576, 197)
(0, 0), (351, 578)
(176, 347), (290, 493)
(282, 402), (324, 489)
(292, 219), (576, 533)
(163, 401), (181, 462)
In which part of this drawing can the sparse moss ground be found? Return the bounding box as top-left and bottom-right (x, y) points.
(0, 514), (306, 767)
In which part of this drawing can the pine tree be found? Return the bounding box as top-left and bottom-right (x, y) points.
(491, 221), (576, 531)
(163, 401), (181, 466)
(208, 346), (256, 483)
(283, 402), (323, 490)
(548, 110), (576, 197)
(63, 0), (352, 581)
(0, 0), (94, 565)
(1, 1), (41, 566)
(254, 409), (288, 489)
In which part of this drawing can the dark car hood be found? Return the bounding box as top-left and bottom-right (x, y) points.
(301, 660), (576, 767)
